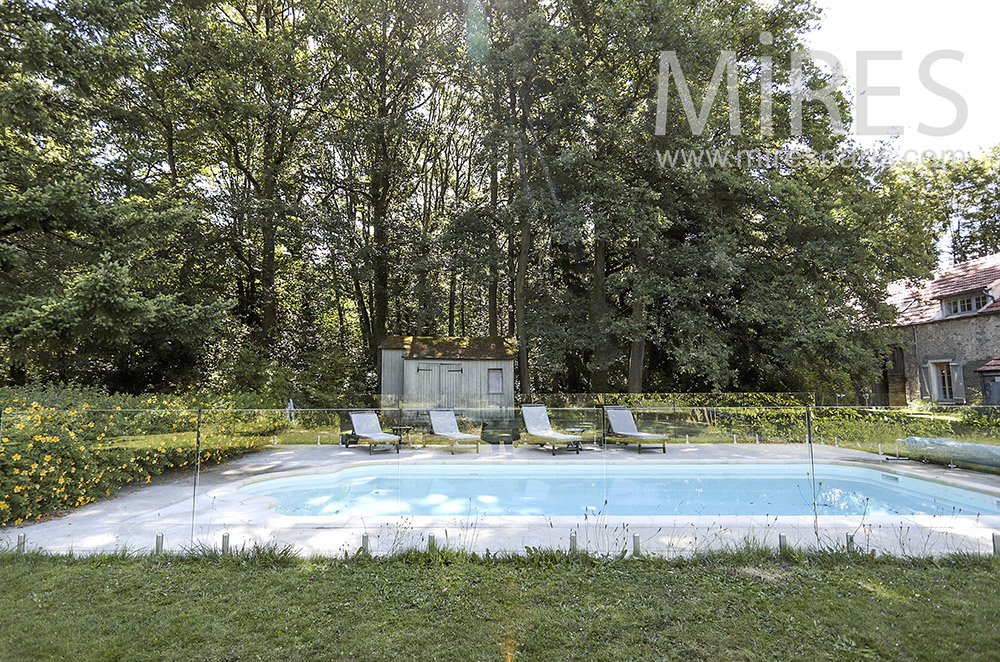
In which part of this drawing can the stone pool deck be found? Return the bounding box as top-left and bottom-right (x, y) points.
(3, 442), (1000, 557)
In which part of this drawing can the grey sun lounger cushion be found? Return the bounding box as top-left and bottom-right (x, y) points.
(605, 406), (668, 440)
(521, 404), (583, 442)
(349, 410), (400, 443)
(429, 409), (479, 441)
(604, 406), (667, 453)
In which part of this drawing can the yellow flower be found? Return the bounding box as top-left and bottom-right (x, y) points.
(11, 454), (20, 461)
(44, 455), (52, 462)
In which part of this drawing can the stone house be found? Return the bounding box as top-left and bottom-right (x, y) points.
(881, 253), (1000, 404)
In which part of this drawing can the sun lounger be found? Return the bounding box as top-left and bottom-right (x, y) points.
(521, 404), (582, 455)
(344, 410), (401, 454)
(429, 409), (480, 454)
(604, 406), (667, 453)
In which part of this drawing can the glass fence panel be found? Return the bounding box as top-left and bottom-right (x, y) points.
(6, 404), (1000, 557)
(0, 405), (202, 548)
(811, 405), (1000, 472)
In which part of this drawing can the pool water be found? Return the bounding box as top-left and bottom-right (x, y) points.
(240, 463), (1000, 518)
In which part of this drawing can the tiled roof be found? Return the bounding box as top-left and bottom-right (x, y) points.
(886, 253), (1000, 325)
(975, 356), (1000, 373)
(379, 336), (517, 359)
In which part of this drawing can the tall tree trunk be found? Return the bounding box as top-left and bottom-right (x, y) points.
(488, 150), (500, 337)
(514, 87), (534, 397)
(353, 274), (375, 359)
(488, 265), (499, 337)
(332, 270), (347, 348)
(448, 269), (456, 335)
(515, 220), (530, 396)
(460, 281), (466, 336)
(258, 118), (279, 335)
(627, 303), (646, 393)
(371, 153), (390, 357)
(507, 237), (517, 337)
(260, 215), (277, 331)
(590, 236), (610, 392)
(627, 246), (647, 393)
(514, 152), (531, 396)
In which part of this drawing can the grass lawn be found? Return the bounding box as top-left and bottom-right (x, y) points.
(1, 548), (997, 661)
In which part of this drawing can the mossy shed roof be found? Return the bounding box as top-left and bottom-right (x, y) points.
(380, 336), (517, 360)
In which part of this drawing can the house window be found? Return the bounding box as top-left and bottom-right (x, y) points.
(935, 362), (954, 400)
(487, 368), (503, 394)
(945, 294), (989, 316)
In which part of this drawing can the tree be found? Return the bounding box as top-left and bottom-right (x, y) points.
(894, 149), (1000, 264)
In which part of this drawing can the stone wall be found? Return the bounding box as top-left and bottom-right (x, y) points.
(895, 314), (1000, 403)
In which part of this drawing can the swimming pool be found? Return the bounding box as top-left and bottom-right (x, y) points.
(240, 463), (1000, 518)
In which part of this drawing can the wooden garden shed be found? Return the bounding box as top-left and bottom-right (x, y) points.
(379, 336), (517, 411)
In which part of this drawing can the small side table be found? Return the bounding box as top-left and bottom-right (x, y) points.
(391, 426), (412, 453)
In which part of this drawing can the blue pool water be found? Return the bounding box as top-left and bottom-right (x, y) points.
(240, 464), (1000, 518)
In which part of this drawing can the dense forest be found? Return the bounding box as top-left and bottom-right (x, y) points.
(1, 0), (996, 403)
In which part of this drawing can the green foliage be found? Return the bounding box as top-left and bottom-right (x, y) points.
(812, 407), (955, 445)
(895, 148), (1000, 262)
(0, 0), (944, 399)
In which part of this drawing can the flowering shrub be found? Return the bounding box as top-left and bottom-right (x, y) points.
(0, 398), (273, 527)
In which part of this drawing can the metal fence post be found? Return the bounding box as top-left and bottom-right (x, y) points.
(598, 405), (603, 449)
(190, 408), (202, 544)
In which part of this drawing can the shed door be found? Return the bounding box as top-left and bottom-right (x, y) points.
(415, 362), (438, 408)
(439, 363), (463, 408)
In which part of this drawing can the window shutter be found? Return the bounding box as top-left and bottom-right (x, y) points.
(919, 364), (932, 399)
(950, 362), (966, 402)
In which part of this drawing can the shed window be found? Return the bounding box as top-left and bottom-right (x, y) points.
(488, 368), (503, 394)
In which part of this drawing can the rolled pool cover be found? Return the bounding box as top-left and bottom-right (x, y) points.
(901, 436), (1000, 469)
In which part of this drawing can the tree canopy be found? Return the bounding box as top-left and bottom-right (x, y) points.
(0, 0), (942, 400)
